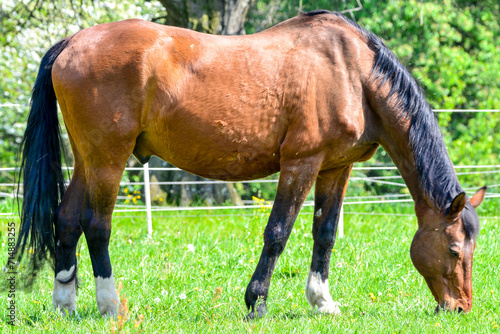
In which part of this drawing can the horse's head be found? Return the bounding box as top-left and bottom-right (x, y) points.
(410, 187), (486, 313)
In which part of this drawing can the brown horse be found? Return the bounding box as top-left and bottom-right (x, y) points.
(17, 10), (486, 318)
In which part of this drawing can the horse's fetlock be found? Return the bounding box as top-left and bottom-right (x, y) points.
(245, 280), (268, 308)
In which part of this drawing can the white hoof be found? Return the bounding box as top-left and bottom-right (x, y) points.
(305, 271), (341, 315)
(95, 274), (119, 317)
(317, 301), (341, 315)
(53, 265), (78, 317)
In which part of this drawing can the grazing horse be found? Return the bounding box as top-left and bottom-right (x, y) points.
(17, 10), (486, 318)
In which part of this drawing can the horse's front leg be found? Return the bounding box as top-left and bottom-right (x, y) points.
(244, 157), (322, 319)
(305, 165), (352, 315)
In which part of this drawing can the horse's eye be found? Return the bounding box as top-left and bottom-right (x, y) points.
(448, 247), (460, 257)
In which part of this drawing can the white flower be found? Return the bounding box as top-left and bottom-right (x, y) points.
(161, 289), (167, 296)
(179, 293), (187, 300)
(187, 244), (195, 252)
(154, 297), (161, 303)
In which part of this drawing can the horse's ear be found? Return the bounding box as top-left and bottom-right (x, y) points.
(469, 186), (487, 208)
(448, 192), (466, 218)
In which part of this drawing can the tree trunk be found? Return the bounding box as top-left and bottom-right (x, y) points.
(156, 0), (253, 35)
(221, 0), (252, 35)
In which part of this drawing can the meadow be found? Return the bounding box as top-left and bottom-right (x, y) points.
(0, 199), (499, 333)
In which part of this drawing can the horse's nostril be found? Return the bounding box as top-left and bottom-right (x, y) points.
(457, 306), (464, 313)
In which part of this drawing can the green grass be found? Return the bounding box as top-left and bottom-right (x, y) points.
(0, 201), (499, 333)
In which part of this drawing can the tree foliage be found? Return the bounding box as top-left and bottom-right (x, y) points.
(355, 0), (499, 189)
(0, 0), (498, 199)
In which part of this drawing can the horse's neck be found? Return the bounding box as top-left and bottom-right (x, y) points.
(378, 120), (426, 205)
(376, 108), (461, 213)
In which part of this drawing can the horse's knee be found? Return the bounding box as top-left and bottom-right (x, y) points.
(315, 232), (335, 251)
(80, 208), (111, 245)
(314, 223), (336, 250)
(263, 227), (288, 256)
(54, 215), (82, 249)
(55, 227), (82, 249)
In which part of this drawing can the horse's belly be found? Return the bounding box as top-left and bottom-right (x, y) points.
(136, 122), (282, 181)
(161, 148), (280, 181)
(164, 146), (280, 181)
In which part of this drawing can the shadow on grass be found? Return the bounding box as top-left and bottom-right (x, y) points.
(269, 310), (316, 321)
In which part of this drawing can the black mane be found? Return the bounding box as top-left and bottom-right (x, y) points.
(303, 11), (477, 236)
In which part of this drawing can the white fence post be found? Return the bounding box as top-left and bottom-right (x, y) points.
(143, 162), (153, 237)
(338, 204), (344, 239)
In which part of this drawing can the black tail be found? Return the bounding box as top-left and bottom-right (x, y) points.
(16, 38), (70, 287)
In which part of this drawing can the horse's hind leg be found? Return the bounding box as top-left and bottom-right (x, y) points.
(244, 157), (322, 319)
(305, 165), (352, 315)
(79, 158), (129, 317)
(52, 162), (85, 316)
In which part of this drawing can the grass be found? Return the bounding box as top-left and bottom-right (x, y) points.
(0, 200), (499, 333)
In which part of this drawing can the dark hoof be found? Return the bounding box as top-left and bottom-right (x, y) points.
(245, 302), (267, 321)
(245, 312), (257, 321)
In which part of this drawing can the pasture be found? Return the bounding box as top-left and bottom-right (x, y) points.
(1, 200), (499, 333)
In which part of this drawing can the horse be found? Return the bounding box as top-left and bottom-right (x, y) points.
(17, 10), (486, 318)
